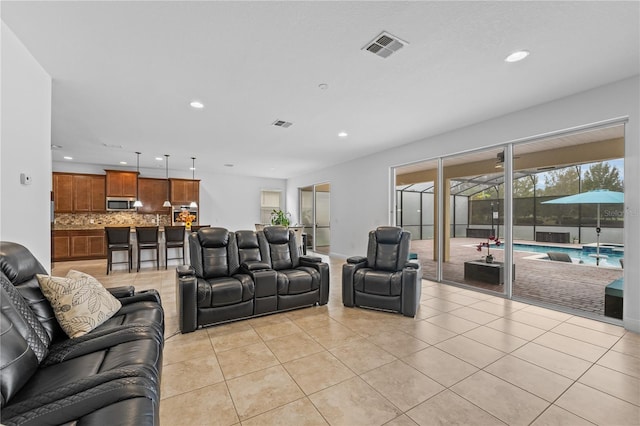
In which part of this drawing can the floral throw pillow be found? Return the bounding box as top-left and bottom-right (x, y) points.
(36, 270), (122, 338)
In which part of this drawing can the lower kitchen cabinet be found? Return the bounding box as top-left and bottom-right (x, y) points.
(52, 230), (106, 261)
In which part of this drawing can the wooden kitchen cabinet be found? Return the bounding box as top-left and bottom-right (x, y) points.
(169, 178), (200, 206)
(52, 233), (70, 259)
(106, 170), (138, 198)
(52, 230), (106, 261)
(53, 173), (105, 213)
(53, 173), (74, 213)
(73, 175), (106, 212)
(138, 178), (170, 213)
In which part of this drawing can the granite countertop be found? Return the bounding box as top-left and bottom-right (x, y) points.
(53, 224), (168, 231)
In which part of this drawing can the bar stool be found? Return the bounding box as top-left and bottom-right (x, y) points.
(164, 225), (185, 269)
(136, 226), (159, 272)
(105, 227), (132, 274)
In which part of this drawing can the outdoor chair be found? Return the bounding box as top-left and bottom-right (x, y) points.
(547, 252), (572, 262)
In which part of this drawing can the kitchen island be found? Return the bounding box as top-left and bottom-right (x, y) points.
(52, 224), (191, 269)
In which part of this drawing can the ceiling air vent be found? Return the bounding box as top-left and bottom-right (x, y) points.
(363, 31), (408, 58)
(272, 120), (293, 128)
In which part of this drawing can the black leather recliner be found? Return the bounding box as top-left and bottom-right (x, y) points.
(342, 226), (422, 317)
(0, 241), (164, 426)
(178, 228), (255, 332)
(261, 226), (329, 311)
(177, 227), (329, 333)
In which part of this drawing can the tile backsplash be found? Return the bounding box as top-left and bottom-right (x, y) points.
(55, 212), (171, 227)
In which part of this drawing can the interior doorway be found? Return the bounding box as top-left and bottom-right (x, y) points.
(300, 183), (331, 254)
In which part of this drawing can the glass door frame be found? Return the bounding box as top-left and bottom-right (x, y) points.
(391, 117), (627, 306)
(299, 182), (331, 253)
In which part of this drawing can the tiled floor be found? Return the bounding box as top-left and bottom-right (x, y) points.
(52, 256), (639, 426)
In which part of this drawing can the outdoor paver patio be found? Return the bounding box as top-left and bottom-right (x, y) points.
(411, 238), (623, 316)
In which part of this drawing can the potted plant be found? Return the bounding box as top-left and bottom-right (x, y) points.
(476, 235), (501, 263)
(270, 209), (291, 227)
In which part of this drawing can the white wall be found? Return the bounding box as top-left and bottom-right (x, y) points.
(287, 76), (640, 332)
(1, 22), (52, 269)
(52, 162), (286, 232)
(197, 171), (286, 231)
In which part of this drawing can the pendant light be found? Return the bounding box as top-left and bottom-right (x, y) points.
(133, 152), (143, 207)
(162, 154), (171, 208)
(189, 156), (198, 209)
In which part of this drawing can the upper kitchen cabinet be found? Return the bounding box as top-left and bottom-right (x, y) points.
(106, 170), (138, 198)
(53, 173), (105, 213)
(53, 173), (74, 213)
(169, 178), (200, 206)
(74, 174), (106, 212)
(138, 178), (170, 214)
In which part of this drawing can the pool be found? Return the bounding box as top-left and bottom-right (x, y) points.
(494, 243), (624, 267)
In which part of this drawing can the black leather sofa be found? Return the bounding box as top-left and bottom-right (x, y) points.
(0, 241), (164, 426)
(342, 226), (422, 317)
(177, 226), (329, 333)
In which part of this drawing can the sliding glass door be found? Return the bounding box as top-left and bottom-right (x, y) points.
(440, 147), (507, 295)
(299, 183), (331, 254)
(393, 121), (625, 320)
(395, 159), (438, 281)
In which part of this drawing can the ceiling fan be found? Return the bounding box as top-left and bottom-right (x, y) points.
(495, 151), (521, 169)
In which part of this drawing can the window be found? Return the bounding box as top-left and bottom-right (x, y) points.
(260, 190), (282, 224)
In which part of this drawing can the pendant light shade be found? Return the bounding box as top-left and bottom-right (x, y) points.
(162, 154), (171, 208)
(133, 152), (143, 208)
(189, 156), (198, 209)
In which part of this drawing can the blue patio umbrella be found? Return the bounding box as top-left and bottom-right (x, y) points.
(542, 190), (624, 265)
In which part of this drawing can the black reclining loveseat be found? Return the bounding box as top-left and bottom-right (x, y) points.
(0, 241), (164, 426)
(176, 226), (329, 333)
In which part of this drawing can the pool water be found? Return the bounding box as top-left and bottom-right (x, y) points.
(494, 243), (624, 267)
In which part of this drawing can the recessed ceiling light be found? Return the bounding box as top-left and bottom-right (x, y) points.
(155, 157), (163, 161)
(224, 164), (234, 168)
(505, 50), (530, 63)
(190, 100), (204, 109)
(338, 132), (348, 138)
(120, 161), (128, 165)
(63, 156), (73, 160)
(51, 144), (62, 149)
(318, 83), (329, 90)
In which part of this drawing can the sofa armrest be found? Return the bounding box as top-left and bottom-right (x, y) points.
(240, 261), (271, 272)
(347, 256), (367, 265)
(342, 257), (367, 307)
(299, 255), (322, 263)
(251, 269), (278, 298)
(176, 265), (195, 277)
(118, 289), (162, 306)
(316, 262), (330, 305)
(401, 262), (422, 317)
(107, 286), (135, 298)
(176, 271), (198, 333)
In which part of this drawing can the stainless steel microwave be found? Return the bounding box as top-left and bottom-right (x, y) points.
(106, 197), (137, 211)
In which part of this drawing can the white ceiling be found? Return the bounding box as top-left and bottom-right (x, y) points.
(2, 1), (638, 178)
